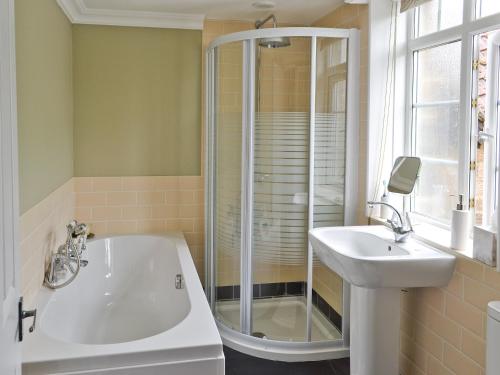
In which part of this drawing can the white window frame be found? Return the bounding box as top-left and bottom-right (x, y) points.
(484, 31), (500, 223)
(405, 0), (500, 228)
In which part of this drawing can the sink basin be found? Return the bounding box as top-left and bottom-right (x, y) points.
(309, 225), (456, 289)
(309, 225), (456, 375)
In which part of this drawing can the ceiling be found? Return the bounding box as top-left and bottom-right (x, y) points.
(78, 0), (346, 26)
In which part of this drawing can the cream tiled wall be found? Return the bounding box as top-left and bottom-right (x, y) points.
(73, 176), (205, 278)
(20, 179), (75, 306)
(399, 255), (500, 375)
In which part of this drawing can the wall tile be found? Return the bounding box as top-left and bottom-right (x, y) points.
(137, 220), (165, 233)
(75, 192), (106, 207)
(414, 323), (444, 360)
(138, 191), (164, 205)
(92, 177), (122, 192)
(484, 266), (500, 289)
(74, 177), (92, 192)
(425, 306), (462, 348)
(401, 333), (428, 371)
(153, 176), (179, 190)
(443, 344), (482, 375)
(444, 272), (464, 298)
(107, 221), (138, 234)
(399, 353), (426, 375)
(92, 206), (122, 220)
(106, 192), (137, 206)
(464, 276), (500, 312)
(122, 176), (155, 191)
(427, 354), (454, 375)
(122, 206), (152, 220)
(456, 257), (485, 281)
(445, 293), (484, 337)
(462, 328), (486, 367)
(152, 205), (179, 219)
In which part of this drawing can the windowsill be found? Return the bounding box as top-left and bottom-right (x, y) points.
(369, 216), (475, 260)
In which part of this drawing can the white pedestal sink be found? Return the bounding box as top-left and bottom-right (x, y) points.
(309, 226), (456, 375)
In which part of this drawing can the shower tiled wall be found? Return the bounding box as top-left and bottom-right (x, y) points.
(258, 37), (311, 112)
(73, 176), (205, 277)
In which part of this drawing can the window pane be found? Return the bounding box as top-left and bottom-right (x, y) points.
(414, 105), (460, 221)
(416, 42), (462, 102)
(412, 41), (462, 223)
(415, 158), (459, 221)
(477, 0), (500, 18)
(415, 105), (460, 163)
(416, 0), (463, 37)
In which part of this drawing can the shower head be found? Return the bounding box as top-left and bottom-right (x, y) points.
(255, 14), (291, 48)
(258, 36), (291, 48)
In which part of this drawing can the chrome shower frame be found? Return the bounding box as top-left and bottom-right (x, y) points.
(205, 27), (360, 362)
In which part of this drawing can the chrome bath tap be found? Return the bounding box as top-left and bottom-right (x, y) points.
(44, 220), (90, 289)
(367, 201), (413, 243)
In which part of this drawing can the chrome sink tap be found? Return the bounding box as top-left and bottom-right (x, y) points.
(44, 220), (90, 289)
(367, 201), (413, 243)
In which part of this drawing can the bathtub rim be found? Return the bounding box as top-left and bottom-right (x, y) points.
(22, 232), (223, 373)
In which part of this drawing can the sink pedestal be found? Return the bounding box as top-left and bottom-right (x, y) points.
(350, 285), (401, 375)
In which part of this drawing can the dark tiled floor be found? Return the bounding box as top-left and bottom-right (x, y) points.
(224, 346), (350, 375)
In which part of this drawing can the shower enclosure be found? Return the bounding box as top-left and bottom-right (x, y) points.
(205, 27), (359, 361)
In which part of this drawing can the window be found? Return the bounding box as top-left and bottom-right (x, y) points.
(415, 0), (463, 37)
(406, 0), (500, 228)
(477, 0), (500, 18)
(412, 42), (461, 222)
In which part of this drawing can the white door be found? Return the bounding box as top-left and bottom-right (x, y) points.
(0, 0), (22, 373)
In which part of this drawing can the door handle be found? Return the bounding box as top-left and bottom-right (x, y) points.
(18, 297), (37, 342)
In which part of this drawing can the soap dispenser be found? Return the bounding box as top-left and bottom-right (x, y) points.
(451, 194), (470, 250)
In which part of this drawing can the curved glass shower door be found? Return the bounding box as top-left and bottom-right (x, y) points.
(205, 28), (360, 361)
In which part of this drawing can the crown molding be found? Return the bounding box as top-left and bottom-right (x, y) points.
(56, 0), (205, 30)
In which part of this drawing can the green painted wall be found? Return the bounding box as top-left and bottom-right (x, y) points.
(15, 0), (74, 213)
(73, 25), (202, 177)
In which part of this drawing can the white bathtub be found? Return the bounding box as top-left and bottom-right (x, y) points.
(23, 233), (224, 375)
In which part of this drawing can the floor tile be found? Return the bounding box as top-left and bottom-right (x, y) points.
(224, 346), (350, 375)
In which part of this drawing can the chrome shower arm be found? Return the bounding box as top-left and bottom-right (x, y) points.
(255, 14), (277, 29)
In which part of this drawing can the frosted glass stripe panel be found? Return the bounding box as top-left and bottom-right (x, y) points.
(215, 111), (346, 266)
(252, 112), (345, 266)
